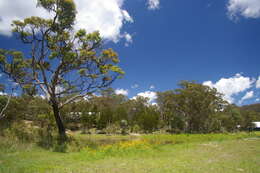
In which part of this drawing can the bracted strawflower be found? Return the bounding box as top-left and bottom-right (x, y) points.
(118, 139), (151, 149)
(100, 144), (113, 152)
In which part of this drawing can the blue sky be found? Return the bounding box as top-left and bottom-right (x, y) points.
(0, 0), (260, 105)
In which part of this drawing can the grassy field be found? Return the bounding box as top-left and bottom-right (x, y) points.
(0, 132), (259, 173)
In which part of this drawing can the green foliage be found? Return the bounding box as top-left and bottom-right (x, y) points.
(2, 121), (37, 143)
(132, 124), (141, 133)
(81, 111), (97, 134)
(104, 123), (121, 135)
(0, 134), (259, 173)
(0, 95), (8, 110)
(1, 81), (259, 138)
(37, 125), (54, 149)
(120, 119), (128, 135)
(53, 142), (68, 153)
(0, 0), (124, 142)
(137, 107), (159, 133)
(0, 132), (259, 173)
(241, 103), (260, 113)
(157, 81), (229, 133)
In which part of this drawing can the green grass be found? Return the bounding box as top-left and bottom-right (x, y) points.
(0, 132), (259, 173)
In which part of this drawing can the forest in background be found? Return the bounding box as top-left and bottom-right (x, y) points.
(1, 81), (259, 137)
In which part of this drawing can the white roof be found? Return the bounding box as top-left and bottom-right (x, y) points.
(252, 122), (260, 128)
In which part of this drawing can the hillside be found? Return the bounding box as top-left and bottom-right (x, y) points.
(240, 103), (260, 113)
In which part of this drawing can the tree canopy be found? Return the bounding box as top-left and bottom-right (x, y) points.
(157, 81), (229, 133)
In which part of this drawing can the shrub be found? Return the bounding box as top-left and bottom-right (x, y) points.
(53, 142), (68, 153)
(132, 124), (141, 133)
(120, 120), (128, 135)
(37, 125), (54, 149)
(6, 121), (37, 142)
(104, 123), (121, 134)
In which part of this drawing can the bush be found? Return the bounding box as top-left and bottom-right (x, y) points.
(4, 121), (37, 142)
(53, 142), (68, 153)
(132, 124), (141, 133)
(120, 120), (128, 135)
(37, 125), (54, 149)
(66, 122), (81, 131)
(105, 123), (121, 134)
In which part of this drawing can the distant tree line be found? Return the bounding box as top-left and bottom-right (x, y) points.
(0, 81), (259, 134)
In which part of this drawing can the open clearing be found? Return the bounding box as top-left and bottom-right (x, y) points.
(0, 133), (259, 173)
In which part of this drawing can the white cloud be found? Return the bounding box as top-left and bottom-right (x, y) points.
(0, 0), (133, 42)
(0, 0), (50, 36)
(38, 94), (46, 99)
(239, 91), (254, 104)
(123, 32), (133, 47)
(132, 91), (157, 103)
(255, 98), (260, 102)
(256, 76), (260, 88)
(121, 10), (134, 23)
(115, 88), (129, 96)
(55, 86), (64, 94)
(0, 92), (7, 96)
(149, 85), (155, 90)
(75, 0), (133, 42)
(147, 0), (160, 10)
(203, 73), (254, 103)
(151, 102), (158, 106)
(227, 0), (260, 19)
(131, 84), (139, 89)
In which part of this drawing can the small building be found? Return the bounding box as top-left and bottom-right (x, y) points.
(251, 122), (260, 131)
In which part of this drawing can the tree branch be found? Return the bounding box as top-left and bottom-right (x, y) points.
(0, 89), (13, 120)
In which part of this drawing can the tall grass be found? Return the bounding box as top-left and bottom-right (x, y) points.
(141, 132), (258, 145)
(0, 124), (259, 154)
(63, 132), (260, 156)
(0, 132), (259, 173)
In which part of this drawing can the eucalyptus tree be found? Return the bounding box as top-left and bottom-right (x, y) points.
(173, 81), (227, 133)
(157, 81), (228, 133)
(157, 91), (176, 127)
(0, 0), (124, 141)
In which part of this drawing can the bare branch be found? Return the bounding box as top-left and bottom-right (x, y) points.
(0, 89), (13, 120)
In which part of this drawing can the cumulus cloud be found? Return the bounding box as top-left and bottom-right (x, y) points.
(123, 32), (133, 47)
(75, 0), (133, 42)
(227, 0), (260, 19)
(256, 76), (260, 88)
(0, 92), (7, 96)
(240, 91), (254, 104)
(132, 91), (157, 103)
(121, 10), (134, 23)
(147, 0), (160, 10)
(0, 0), (133, 42)
(115, 88), (129, 96)
(203, 73), (254, 103)
(131, 84), (139, 89)
(256, 98), (260, 102)
(0, 0), (49, 36)
(149, 85), (155, 90)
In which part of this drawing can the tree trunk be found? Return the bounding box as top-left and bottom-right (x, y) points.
(52, 102), (67, 144)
